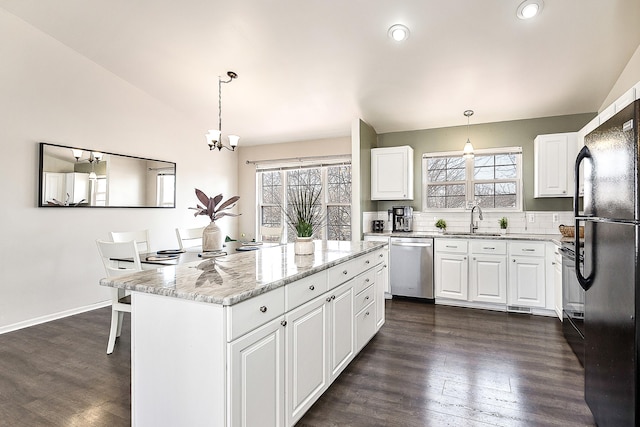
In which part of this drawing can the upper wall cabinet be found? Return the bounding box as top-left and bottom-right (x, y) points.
(371, 146), (414, 200)
(534, 133), (577, 198)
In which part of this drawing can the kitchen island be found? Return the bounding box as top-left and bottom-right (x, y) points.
(100, 240), (388, 427)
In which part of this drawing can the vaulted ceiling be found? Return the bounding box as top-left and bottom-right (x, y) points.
(2, 0), (640, 145)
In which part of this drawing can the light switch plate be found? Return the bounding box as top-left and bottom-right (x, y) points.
(528, 213), (535, 223)
(552, 213), (559, 223)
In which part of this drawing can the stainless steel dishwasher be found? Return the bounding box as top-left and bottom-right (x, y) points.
(390, 237), (434, 299)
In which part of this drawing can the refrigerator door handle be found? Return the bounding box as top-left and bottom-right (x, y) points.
(574, 145), (591, 219)
(574, 145), (594, 291)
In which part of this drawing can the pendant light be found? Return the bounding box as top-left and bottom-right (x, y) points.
(206, 71), (239, 152)
(463, 110), (475, 159)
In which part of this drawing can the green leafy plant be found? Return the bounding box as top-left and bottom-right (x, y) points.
(499, 217), (508, 229)
(189, 189), (240, 222)
(435, 219), (447, 230)
(282, 186), (325, 238)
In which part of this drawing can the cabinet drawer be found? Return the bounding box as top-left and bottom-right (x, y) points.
(509, 241), (545, 257)
(285, 271), (328, 311)
(355, 301), (376, 351)
(436, 239), (468, 253)
(353, 269), (376, 295)
(328, 258), (356, 288)
(227, 287), (285, 341)
(355, 284), (375, 313)
(470, 240), (507, 255)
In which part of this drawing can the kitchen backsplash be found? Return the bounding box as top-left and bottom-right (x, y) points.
(363, 210), (575, 235)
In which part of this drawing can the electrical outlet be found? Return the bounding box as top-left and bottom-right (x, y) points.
(552, 213), (559, 223)
(528, 213), (535, 223)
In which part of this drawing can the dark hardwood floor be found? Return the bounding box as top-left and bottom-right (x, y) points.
(0, 300), (595, 427)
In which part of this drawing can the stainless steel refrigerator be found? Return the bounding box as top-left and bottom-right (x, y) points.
(574, 99), (640, 426)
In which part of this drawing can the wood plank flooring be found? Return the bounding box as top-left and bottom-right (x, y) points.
(0, 299), (595, 426)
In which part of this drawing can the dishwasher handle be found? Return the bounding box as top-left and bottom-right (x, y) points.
(391, 242), (433, 248)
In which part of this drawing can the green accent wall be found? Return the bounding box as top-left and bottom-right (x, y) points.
(371, 113), (596, 213)
(359, 120), (377, 214)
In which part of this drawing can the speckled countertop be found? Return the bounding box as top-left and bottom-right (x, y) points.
(100, 241), (386, 306)
(366, 231), (565, 244)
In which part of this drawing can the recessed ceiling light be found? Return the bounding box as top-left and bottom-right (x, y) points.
(517, 0), (544, 19)
(388, 24), (410, 42)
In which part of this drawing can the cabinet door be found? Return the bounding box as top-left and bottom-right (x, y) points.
(285, 296), (330, 426)
(43, 172), (66, 205)
(229, 317), (285, 427)
(469, 254), (507, 304)
(329, 282), (354, 380)
(435, 253), (468, 300)
(375, 264), (387, 329)
(534, 134), (569, 197)
(371, 146), (413, 200)
(554, 249), (563, 319)
(508, 257), (546, 308)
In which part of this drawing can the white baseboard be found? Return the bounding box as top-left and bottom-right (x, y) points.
(0, 300), (111, 335)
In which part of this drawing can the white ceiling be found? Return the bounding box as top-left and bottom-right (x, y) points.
(2, 0), (640, 145)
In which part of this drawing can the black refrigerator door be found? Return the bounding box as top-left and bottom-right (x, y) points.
(583, 220), (638, 427)
(583, 100), (640, 221)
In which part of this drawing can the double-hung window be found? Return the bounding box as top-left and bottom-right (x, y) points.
(422, 147), (522, 211)
(256, 160), (352, 242)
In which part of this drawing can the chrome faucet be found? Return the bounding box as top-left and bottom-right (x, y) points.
(470, 205), (484, 233)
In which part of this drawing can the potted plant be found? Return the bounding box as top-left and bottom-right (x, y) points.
(282, 186), (324, 255)
(190, 189), (240, 252)
(499, 217), (508, 234)
(435, 219), (447, 233)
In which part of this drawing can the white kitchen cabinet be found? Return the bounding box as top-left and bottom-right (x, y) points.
(534, 133), (577, 198)
(508, 241), (546, 309)
(230, 316), (286, 427)
(469, 240), (507, 304)
(375, 261), (387, 329)
(435, 252), (468, 300)
(371, 146), (414, 200)
(553, 244), (563, 320)
(65, 172), (90, 204)
(285, 294), (330, 426)
(470, 254), (507, 304)
(329, 281), (355, 380)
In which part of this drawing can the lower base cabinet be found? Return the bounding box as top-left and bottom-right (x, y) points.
(230, 316), (286, 427)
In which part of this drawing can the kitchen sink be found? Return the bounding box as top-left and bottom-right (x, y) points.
(443, 232), (503, 237)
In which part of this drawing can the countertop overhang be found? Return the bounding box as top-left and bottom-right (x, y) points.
(100, 241), (387, 306)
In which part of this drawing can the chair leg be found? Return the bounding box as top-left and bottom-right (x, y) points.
(116, 311), (124, 337)
(107, 307), (119, 354)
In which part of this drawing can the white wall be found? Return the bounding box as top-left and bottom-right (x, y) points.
(599, 43), (640, 111)
(0, 9), (238, 331)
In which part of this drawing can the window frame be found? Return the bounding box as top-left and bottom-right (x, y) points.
(256, 161), (352, 242)
(421, 146), (523, 212)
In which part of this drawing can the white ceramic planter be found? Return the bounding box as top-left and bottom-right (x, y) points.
(294, 237), (314, 255)
(202, 222), (223, 251)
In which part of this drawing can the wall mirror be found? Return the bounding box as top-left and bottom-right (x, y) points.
(38, 142), (176, 208)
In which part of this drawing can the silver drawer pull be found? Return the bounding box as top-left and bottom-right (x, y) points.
(365, 296), (370, 300)
(522, 248), (536, 252)
(259, 306), (267, 313)
(326, 296), (332, 302)
(365, 278), (370, 283)
(365, 260), (370, 264)
(280, 320), (287, 327)
(332, 295), (336, 300)
(365, 311), (370, 316)
(379, 254), (384, 258)
(309, 285), (315, 291)
(483, 247), (495, 250)
(445, 245), (457, 248)
(342, 270), (348, 275)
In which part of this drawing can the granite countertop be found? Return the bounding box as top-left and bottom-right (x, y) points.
(100, 241), (386, 306)
(365, 231), (563, 243)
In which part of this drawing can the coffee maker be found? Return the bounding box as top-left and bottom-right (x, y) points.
(392, 206), (413, 232)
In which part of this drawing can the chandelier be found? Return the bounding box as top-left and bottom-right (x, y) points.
(206, 71), (239, 151)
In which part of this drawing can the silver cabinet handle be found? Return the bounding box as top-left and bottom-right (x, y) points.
(483, 247), (495, 250)
(365, 296), (370, 300)
(393, 242), (433, 247)
(513, 259), (516, 262)
(332, 295), (336, 300)
(473, 257), (476, 261)
(522, 248), (536, 252)
(342, 270), (348, 275)
(463, 257), (467, 260)
(326, 296), (332, 302)
(365, 278), (370, 283)
(259, 306), (267, 313)
(365, 260), (370, 264)
(445, 245), (457, 248)
(365, 311), (370, 316)
(309, 285), (315, 291)
(379, 253), (384, 258)
(280, 320), (287, 327)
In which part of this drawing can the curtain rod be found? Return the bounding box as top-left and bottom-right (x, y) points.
(245, 154), (351, 165)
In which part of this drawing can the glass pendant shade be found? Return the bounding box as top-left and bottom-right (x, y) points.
(206, 129), (221, 147)
(71, 149), (83, 160)
(89, 171), (97, 180)
(463, 139), (474, 159)
(228, 135), (239, 148)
